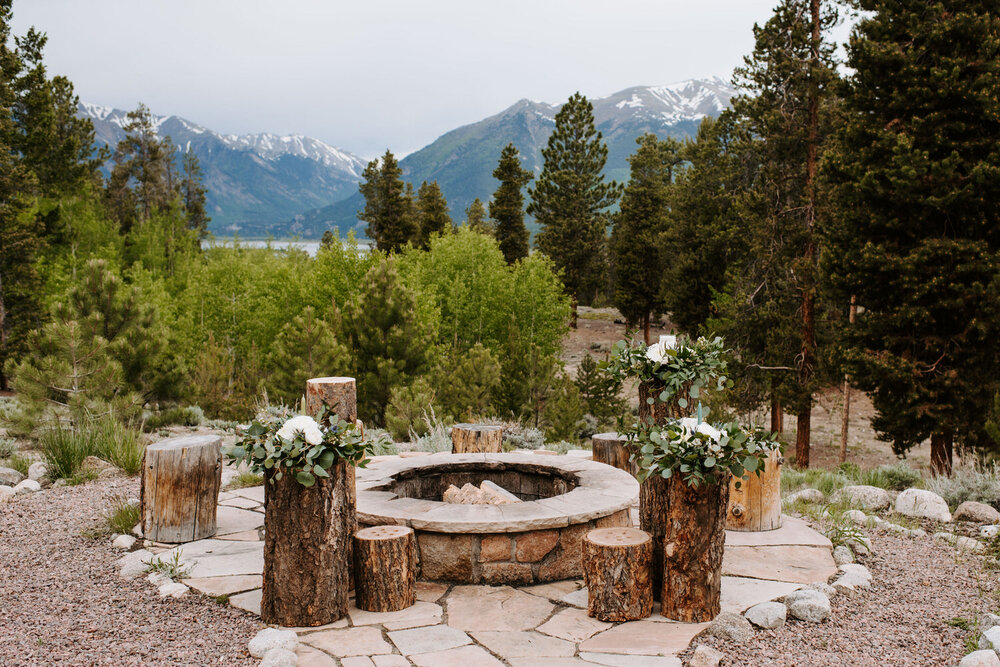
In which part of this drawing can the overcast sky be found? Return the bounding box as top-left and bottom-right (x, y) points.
(17, 0), (807, 158)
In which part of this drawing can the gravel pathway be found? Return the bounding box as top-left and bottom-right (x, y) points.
(0, 477), (258, 666)
(684, 528), (994, 666)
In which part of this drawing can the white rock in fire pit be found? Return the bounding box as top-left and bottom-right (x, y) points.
(442, 481), (521, 505)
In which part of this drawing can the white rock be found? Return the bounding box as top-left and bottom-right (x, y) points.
(27, 462), (48, 481)
(0, 485), (14, 502)
(158, 582), (189, 598)
(956, 536), (985, 553)
(259, 648), (298, 667)
(839, 563), (873, 581)
(785, 488), (825, 504)
(833, 545), (854, 565)
(13, 479), (41, 494)
(0, 466), (24, 485)
(112, 534), (136, 550)
(848, 535), (872, 555)
(981, 525), (1000, 539)
(147, 572), (171, 586)
(689, 644), (724, 667)
(834, 485), (891, 510)
(744, 601), (787, 629)
(131, 522), (143, 538)
(807, 581), (837, 598)
(707, 611), (752, 642)
(982, 612), (1000, 630)
(783, 589), (831, 623)
(895, 488), (951, 522)
(961, 649), (1000, 667)
(248, 628), (299, 659)
(843, 509), (867, 525)
(907, 528), (927, 538)
(117, 549), (153, 580)
(979, 626), (1000, 651)
(955, 501), (1000, 524)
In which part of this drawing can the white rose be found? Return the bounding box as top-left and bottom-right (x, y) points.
(645, 335), (678, 365)
(276, 415), (324, 445)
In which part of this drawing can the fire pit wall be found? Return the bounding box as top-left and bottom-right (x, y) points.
(356, 454), (639, 585)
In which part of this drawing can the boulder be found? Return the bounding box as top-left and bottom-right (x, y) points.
(982, 612), (1000, 630)
(0, 466), (25, 485)
(783, 589), (831, 623)
(979, 626), (1000, 652)
(843, 509), (868, 525)
(690, 644), (724, 667)
(894, 488), (951, 522)
(744, 601), (787, 629)
(833, 545), (854, 565)
(13, 479), (40, 494)
(112, 534), (137, 550)
(956, 536), (985, 553)
(981, 525), (1000, 540)
(833, 485), (891, 511)
(785, 488), (825, 504)
(259, 648), (298, 667)
(158, 582), (189, 598)
(955, 501), (1000, 524)
(0, 485), (14, 503)
(707, 611), (753, 643)
(147, 572), (171, 587)
(961, 650), (1000, 667)
(248, 628), (299, 659)
(27, 462), (48, 482)
(807, 582), (837, 598)
(117, 549), (153, 580)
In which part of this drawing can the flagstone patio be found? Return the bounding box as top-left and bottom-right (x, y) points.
(149, 456), (836, 666)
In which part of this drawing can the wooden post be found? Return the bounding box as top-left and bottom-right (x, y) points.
(582, 528), (653, 622)
(727, 448), (782, 532)
(261, 377), (357, 627)
(451, 424), (502, 454)
(354, 525), (416, 612)
(141, 435), (222, 543)
(591, 433), (637, 476)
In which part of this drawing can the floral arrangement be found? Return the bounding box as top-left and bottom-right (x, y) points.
(608, 334), (780, 487)
(227, 405), (379, 487)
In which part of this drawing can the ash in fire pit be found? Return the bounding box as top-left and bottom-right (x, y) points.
(442, 481), (521, 505)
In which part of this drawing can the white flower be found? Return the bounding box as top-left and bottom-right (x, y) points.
(277, 415), (324, 445)
(677, 417), (722, 443)
(645, 335), (677, 365)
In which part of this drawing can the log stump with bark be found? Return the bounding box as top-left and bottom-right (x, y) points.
(451, 424), (502, 454)
(261, 377), (358, 627)
(591, 432), (637, 476)
(727, 448), (782, 532)
(582, 527), (653, 622)
(353, 525), (416, 612)
(141, 435), (222, 543)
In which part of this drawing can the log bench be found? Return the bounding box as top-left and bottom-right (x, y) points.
(140, 435), (222, 543)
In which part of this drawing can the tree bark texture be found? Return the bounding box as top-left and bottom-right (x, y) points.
(582, 527), (653, 622)
(639, 380), (685, 424)
(839, 295), (857, 464)
(727, 448), (782, 532)
(353, 525), (416, 612)
(141, 435), (222, 543)
(930, 431), (954, 477)
(591, 433), (637, 476)
(451, 424), (503, 453)
(795, 408), (811, 469)
(770, 396), (784, 434)
(261, 376), (358, 627)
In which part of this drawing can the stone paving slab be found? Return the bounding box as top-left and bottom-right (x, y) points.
(537, 607), (611, 642)
(472, 630), (577, 659)
(215, 529), (261, 542)
(301, 627), (393, 658)
(722, 544), (837, 584)
(228, 588), (261, 615)
(215, 506), (265, 535)
(724, 515), (832, 547)
(162, 539), (264, 578)
(720, 575), (803, 614)
(348, 601), (442, 630)
(388, 624), (470, 655)
(218, 495), (261, 510)
(580, 653), (682, 666)
(229, 486), (265, 503)
(446, 585), (555, 632)
(181, 574), (261, 597)
(578, 620), (710, 656)
(295, 645), (339, 666)
(409, 644), (504, 667)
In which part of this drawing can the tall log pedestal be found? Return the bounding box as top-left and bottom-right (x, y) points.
(261, 377), (358, 627)
(141, 435), (222, 543)
(451, 424), (502, 453)
(582, 528), (653, 622)
(727, 448), (783, 532)
(591, 433), (637, 476)
(354, 526), (416, 612)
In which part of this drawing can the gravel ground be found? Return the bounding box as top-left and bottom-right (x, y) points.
(0, 477), (258, 666)
(684, 528), (996, 667)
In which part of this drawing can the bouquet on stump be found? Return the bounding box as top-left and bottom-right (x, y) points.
(607, 334), (779, 622)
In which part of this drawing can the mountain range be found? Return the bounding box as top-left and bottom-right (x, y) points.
(79, 77), (736, 238)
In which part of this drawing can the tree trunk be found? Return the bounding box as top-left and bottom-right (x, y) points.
(839, 296), (857, 464)
(643, 313), (650, 346)
(353, 525), (416, 612)
(261, 377), (358, 627)
(570, 295), (578, 329)
(582, 527), (653, 622)
(795, 407), (811, 469)
(591, 432), (637, 476)
(770, 396), (783, 434)
(141, 435), (222, 543)
(451, 424), (503, 453)
(930, 431), (954, 477)
(727, 448), (782, 531)
(639, 380), (682, 424)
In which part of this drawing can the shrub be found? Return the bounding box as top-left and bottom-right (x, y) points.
(39, 426), (94, 479)
(926, 464), (1000, 510)
(107, 494), (141, 534)
(143, 406), (204, 432)
(385, 378), (438, 442)
(226, 471), (264, 490)
(408, 409), (452, 452)
(91, 418), (146, 475)
(0, 436), (16, 458)
(858, 462), (924, 491)
(5, 451), (31, 476)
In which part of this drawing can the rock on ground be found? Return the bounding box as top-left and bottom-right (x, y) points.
(0, 466), (24, 485)
(259, 648), (298, 667)
(844, 509), (867, 525)
(745, 601), (787, 629)
(808, 582), (837, 598)
(981, 525), (1000, 539)
(979, 626), (1000, 651)
(27, 462), (48, 481)
(708, 611), (753, 643)
(690, 644), (725, 667)
(785, 488), (825, 504)
(783, 589), (831, 623)
(833, 545), (855, 565)
(112, 534), (136, 550)
(0, 485), (14, 503)
(834, 485), (891, 511)
(13, 479), (41, 494)
(117, 549), (154, 580)
(962, 649), (1000, 667)
(895, 488), (952, 522)
(955, 501), (1000, 524)
(249, 628), (299, 658)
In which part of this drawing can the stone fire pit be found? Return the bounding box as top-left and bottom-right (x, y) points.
(356, 452), (638, 585)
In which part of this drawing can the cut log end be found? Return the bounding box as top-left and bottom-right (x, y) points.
(583, 527), (653, 623)
(587, 527), (650, 548)
(354, 525), (416, 613)
(451, 423), (503, 454)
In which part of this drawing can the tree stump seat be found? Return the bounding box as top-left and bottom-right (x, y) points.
(727, 448), (783, 531)
(451, 424), (502, 454)
(582, 527), (653, 622)
(591, 432), (637, 476)
(353, 525), (416, 612)
(140, 435), (222, 543)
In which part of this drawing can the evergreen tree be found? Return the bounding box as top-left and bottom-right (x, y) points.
(610, 134), (681, 341)
(106, 104), (177, 231)
(385, 377), (438, 441)
(542, 373), (585, 443)
(434, 342), (501, 420)
(357, 150), (416, 252)
(529, 94), (621, 311)
(574, 352), (627, 425)
(181, 151), (210, 240)
(267, 306), (349, 405)
(415, 180), (451, 248)
(822, 0), (1000, 475)
(490, 143), (532, 263)
(464, 198), (492, 236)
(343, 259), (437, 424)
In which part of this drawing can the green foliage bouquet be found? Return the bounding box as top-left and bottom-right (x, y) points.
(227, 406), (378, 487)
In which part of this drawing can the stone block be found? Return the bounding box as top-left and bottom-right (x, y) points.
(418, 533), (474, 581)
(479, 535), (512, 562)
(481, 562), (533, 585)
(516, 529), (560, 562)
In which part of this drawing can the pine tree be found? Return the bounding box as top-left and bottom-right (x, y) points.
(434, 342), (501, 421)
(357, 150), (417, 252)
(415, 180), (451, 248)
(490, 143), (532, 263)
(822, 0), (1000, 476)
(574, 352), (627, 425)
(542, 373), (585, 442)
(529, 94), (621, 311)
(181, 151), (210, 240)
(464, 198), (492, 236)
(267, 306), (349, 405)
(610, 134), (681, 341)
(343, 259), (437, 424)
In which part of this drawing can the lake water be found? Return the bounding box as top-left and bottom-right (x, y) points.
(203, 238), (371, 257)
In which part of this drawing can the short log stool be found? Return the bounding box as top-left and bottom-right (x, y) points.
(591, 432), (637, 476)
(140, 435), (222, 543)
(582, 527), (653, 622)
(727, 447), (783, 531)
(451, 424), (502, 454)
(353, 525), (417, 612)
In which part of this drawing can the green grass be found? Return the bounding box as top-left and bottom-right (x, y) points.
(145, 551), (191, 579)
(39, 426), (94, 479)
(91, 419), (146, 475)
(226, 471), (264, 489)
(143, 406), (204, 432)
(82, 493), (141, 539)
(0, 437), (16, 458)
(3, 452), (31, 477)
